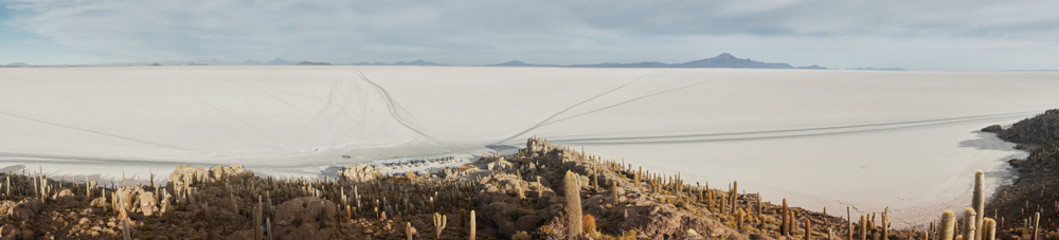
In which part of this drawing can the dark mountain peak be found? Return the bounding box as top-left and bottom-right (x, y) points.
(677, 53), (793, 69)
(5, 62), (31, 67)
(488, 60), (537, 67)
(297, 61), (332, 66)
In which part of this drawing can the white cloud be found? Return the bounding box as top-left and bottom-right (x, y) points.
(2, 0), (1059, 70)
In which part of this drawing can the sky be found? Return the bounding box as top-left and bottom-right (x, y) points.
(1, 0), (1058, 71)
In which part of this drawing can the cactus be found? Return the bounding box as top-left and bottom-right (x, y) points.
(982, 218), (996, 240)
(564, 171), (583, 237)
(962, 207), (976, 240)
(939, 210), (955, 240)
(860, 214), (867, 240)
(122, 217), (131, 240)
(973, 171), (985, 240)
(805, 218), (811, 240)
(756, 194), (762, 224)
(730, 181), (738, 215)
(736, 208), (745, 232)
(1033, 211), (1040, 240)
(782, 198), (790, 236)
(266, 217), (273, 240)
(434, 212), (447, 239)
(882, 207), (890, 240)
(516, 183), (525, 200)
(847, 206), (853, 240)
(612, 181), (619, 205)
(470, 210), (476, 240)
(407, 222), (417, 240)
(255, 196), (263, 240)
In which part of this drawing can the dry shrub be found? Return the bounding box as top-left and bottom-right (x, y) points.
(583, 214), (597, 234)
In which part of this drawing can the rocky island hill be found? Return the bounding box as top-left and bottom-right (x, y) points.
(2, 109), (1059, 239)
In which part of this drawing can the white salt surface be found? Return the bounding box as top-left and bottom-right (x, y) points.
(1, 66), (1057, 226)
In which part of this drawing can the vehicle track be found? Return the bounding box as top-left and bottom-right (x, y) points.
(494, 71), (652, 144)
(547, 111), (1036, 145)
(354, 69), (442, 145)
(0, 108), (197, 152)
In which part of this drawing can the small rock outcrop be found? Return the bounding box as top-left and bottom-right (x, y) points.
(981, 124), (1003, 133)
(273, 197), (338, 240)
(997, 109), (1059, 146)
(338, 164), (380, 182)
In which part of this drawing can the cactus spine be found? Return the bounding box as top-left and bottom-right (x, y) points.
(563, 171), (583, 237)
(973, 171), (985, 240)
(962, 207), (976, 240)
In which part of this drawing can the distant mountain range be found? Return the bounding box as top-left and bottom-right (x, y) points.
(1, 53), (830, 69)
(565, 53), (824, 69)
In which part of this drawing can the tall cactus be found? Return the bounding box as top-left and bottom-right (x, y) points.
(470, 210), (476, 240)
(1033, 212), (1040, 240)
(564, 171), (583, 237)
(782, 198), (790, 236)
(939, 210), (956, 240)
(973, 171), (985, 240)
(804, 218), (811, 240)
(962, 208), (976, 240)
(859, 215), (867, 240)
(982, 218), (996, 240)
(730, 181), (738, 215)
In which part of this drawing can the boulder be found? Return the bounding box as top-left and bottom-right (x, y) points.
(981, 124), (1003, 133)
(273, 197), (338, 240)
(338, 164), (379, 183)
(139, 191), (159, 216)
(54, 188), (75, 199)
(169, 165), (208, 186)
(209, 165), (247, 182)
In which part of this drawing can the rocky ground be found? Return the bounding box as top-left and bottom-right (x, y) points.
(984, 109), (1059, 240)
(0, 136), (989, 239)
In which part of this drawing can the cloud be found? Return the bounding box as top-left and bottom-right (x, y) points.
(2, 0), (1059, 70)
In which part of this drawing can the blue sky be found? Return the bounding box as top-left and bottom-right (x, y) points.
(1, 0), (1058, 71)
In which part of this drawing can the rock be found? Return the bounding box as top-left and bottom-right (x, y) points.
(169, 165), (208, 186)
(90, 197), (108, 208)
(273, 197), (338, 240)
(684, 229), (707, 240)
(139, 192), (159, 216)
(209, 165), (247, 182)
(8, 199), (42, 221)
(54, 188), (75, 199)
(0, 223), (25, 240)
(338, 164), (379, 183)
(998, 109), (1059, 145)
(981, 124), (1003, 133)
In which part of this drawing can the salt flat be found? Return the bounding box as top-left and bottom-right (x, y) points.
(1, 66), (1056, 226)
